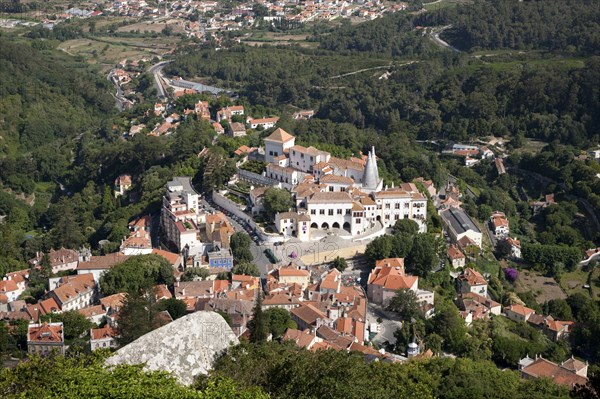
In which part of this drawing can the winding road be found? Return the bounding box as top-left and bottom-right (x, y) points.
(429, 25), (461, 53)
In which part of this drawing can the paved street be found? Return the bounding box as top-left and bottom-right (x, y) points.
(367, 303), (402, 347)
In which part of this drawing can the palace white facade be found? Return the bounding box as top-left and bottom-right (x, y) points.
(263, 129), (427, 241)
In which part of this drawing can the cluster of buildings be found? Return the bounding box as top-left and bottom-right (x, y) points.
(443, 143), (495, 167)
(241, 129), (427, 242)
(160, 177), (237, 270)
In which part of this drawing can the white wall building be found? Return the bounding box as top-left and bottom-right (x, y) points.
(264, 128), (296, 163)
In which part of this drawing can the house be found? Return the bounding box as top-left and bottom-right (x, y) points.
(90, 325), (119, 351)
(212, 122), (225, 135)
(531, 194), (556, 215)
(490, 211), (509, 238)
(456, 267), (487, 297)
(114, 174), (133, 197)
(457, 292), (501, 325)
(77, 254), (130, 284)
(99, 293), (126, 316)
(543, 316), (573, 342)
(228, 122), (247, 137)
(194, 101), (210, 120)
(78, 304), (106, 324)
(154, 103), (166, 116)
(216, 105), (244, 121)
(0, 280), (21, 303)
(48, 274), (96, 312)
(519, 355), (588, 387)
(290, 303), (332, 331)
(495, 158), (506, 175)
(247, 117), (279, 129)
(29, 248), (81, 274)
(174, 280), (215, 299)
(505, 304), (536, 322)
(367, 258), (417, 306)
(440, 207), (483, 248)
(504, 237), (522, 259)
(292, 110), (315, 120)
(271, 266), (310, 290)
(283, 328), (322, 350)
(207, 247), (233, 270)
(27, 322), (65, 355)
(447, 245), (466, 269)
(262, 293), (302, 311)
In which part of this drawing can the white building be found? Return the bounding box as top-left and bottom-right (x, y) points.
(456, 268), (487, 297)
(440, 207), (482, 248)
(264, 128), (296, 163)
(161, 177), (202, 252)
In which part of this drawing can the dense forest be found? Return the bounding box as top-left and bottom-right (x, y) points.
(416, 0), (600, 54)
(166, 45), (600, 147)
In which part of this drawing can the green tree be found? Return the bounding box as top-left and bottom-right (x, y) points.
(264, 307), (297, 338)
(365, 235), (393, 263)
(331, 257), (348, 272)
(182, 267), (210, 281)
(394, 219), (419, 236)
(55, 311), (93, 342)
(387, 289), (422, 321)
(39, 253), (53, 279)
(230, 232), (254, 263)
(429, 304), (467, 353)
(100, 254), (174, 295)
(116, 292), (158, 346)
(406, 234), (439, 277)
(156, 297), (187, 320)
(0, 351), (268, 398)
(262, 187), (292, 220)
(248, 294), (267, 343)
(232, 262), (260, 277)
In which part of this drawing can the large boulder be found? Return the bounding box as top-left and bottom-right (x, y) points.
(105, 311), (239, 385)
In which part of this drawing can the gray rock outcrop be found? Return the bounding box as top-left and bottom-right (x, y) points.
(105, 311), (239, 385)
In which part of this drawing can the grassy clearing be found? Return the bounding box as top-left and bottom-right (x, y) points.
(515, 269), (566, 303)
(34, 181), (56, 193)
(58, 36), (173, 69)
(561, 269), (589, 297)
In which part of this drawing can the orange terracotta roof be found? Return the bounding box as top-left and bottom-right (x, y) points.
(265, 128), (295, 143)
(91, 325), (117, 341)
(28, 322), (63, 343)
(151, 249), (181, 266)
(458, 268), (486, 286)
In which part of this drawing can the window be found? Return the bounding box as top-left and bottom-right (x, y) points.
(320, 210), (325, 215)
(395, 215), (399, 220)
(385, 215), (390, 220)
(346, 209), (351, 215)
(377, 205), (382, 210)
(337, 209), (343, 215)
(395, 203), (400, 209)
(301, 154), (304, 159)
(311, 209), (316, 215)
(328, 209), (333, 216)
(385, 204), (390, 209)
(404, 203), (410, 208)
(269, 151), (274, 156)
(293, 150), (296, 155)
(356, 218), (361, 224)
(329, 187), (334, 192)
(310, 156), (313, 161)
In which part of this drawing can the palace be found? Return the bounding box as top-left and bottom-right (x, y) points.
(260, 129), (427, 241)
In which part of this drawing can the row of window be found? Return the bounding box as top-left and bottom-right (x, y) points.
(310, 209), (350, 216)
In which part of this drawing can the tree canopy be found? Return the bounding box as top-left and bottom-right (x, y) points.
(100, 254), (174, 295)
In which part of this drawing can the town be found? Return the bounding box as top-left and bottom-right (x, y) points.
(2, 0), (600, 397)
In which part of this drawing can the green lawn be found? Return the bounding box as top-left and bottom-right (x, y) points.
(560, 269), (590, 298)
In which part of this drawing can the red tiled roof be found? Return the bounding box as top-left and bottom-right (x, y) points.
(28, 322), (63, 343)
(91, 325), (117, 341)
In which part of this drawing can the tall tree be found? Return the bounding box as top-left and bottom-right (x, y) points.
(248, 293), (267, 343)
(262, 187), (292, 220)
(230, 232), (254, 263)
